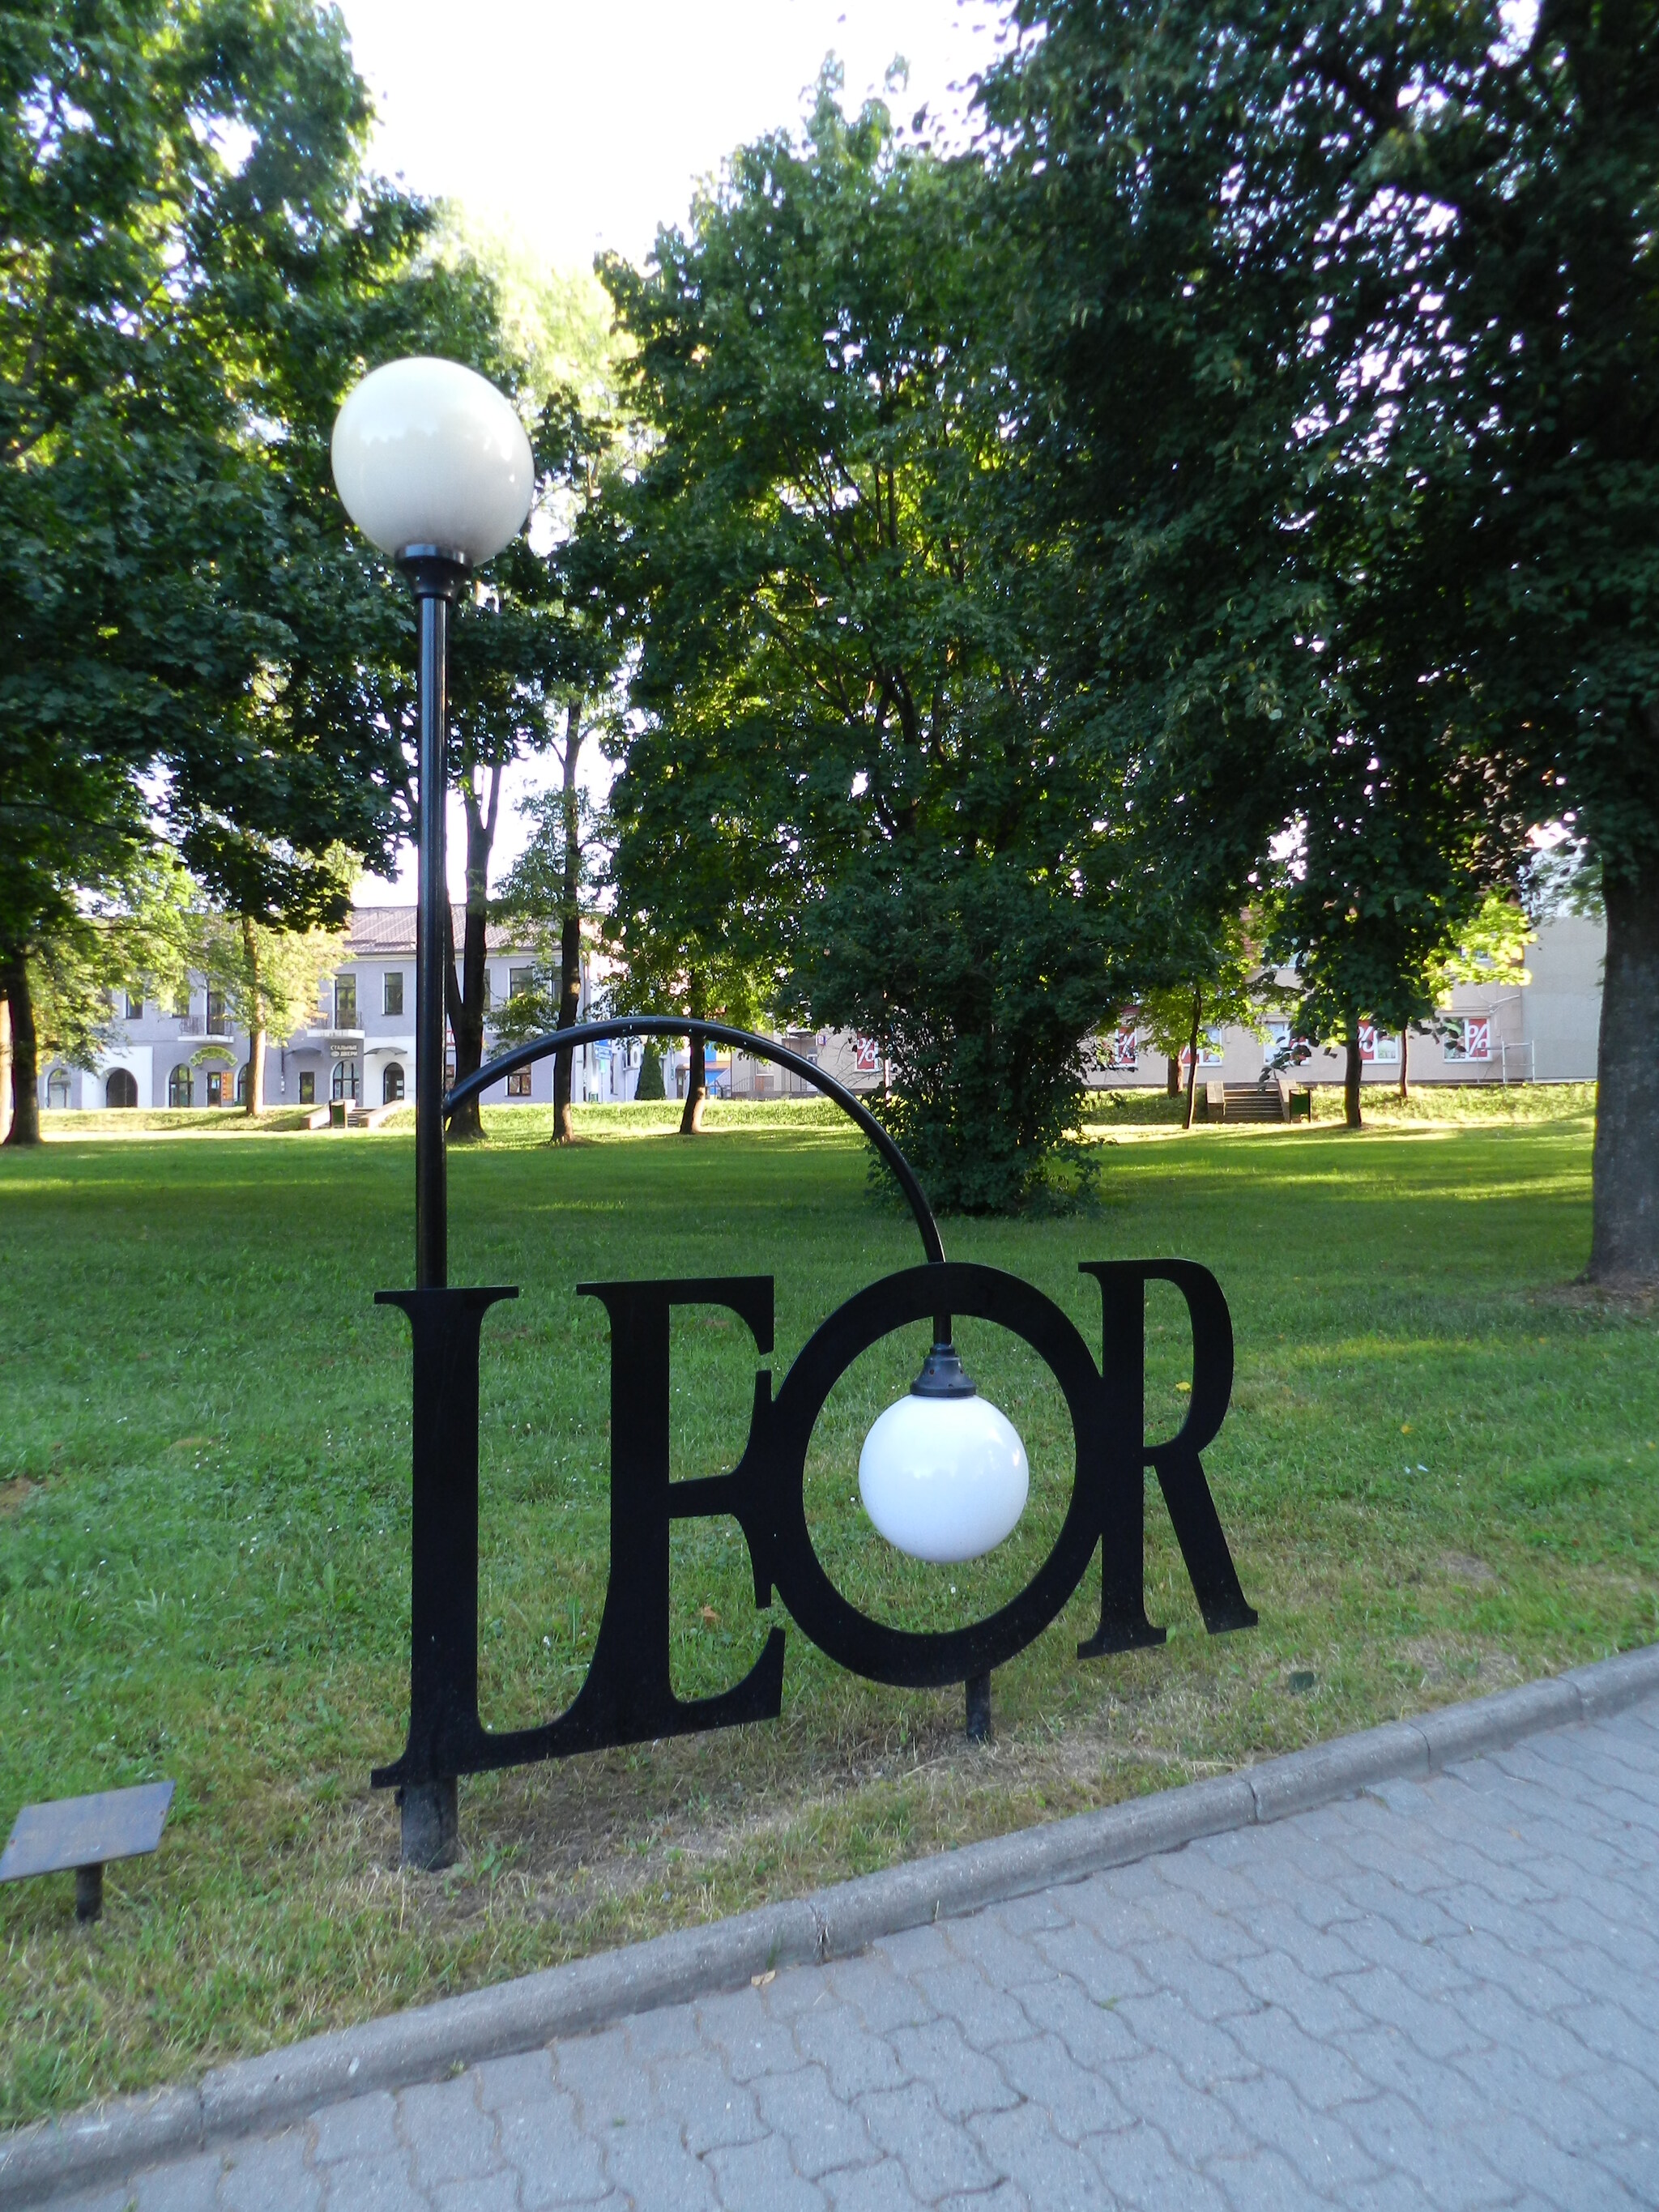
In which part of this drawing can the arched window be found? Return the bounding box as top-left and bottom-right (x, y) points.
(105, 1068), (138, 1109)
(331, 1057), (358, 1102)
(235, 1063), (249, 1106)
(46, 1068), (70, 1110)
(382, 1062), (405, 1104)
(168, 1064), (193, 1108)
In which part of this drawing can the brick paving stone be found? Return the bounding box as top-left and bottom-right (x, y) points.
(68, 1694), (1659, 2212)
(1027, 1921), (1158, 2008)
(1090, 2121), (1228, 2212)
(756, 2062), (880, 2180)
(495, 2092), (612, 2205)
(1205, 2145), (1346, 2212)
(1212, 2071), (1385, 2194)
(1224, 2001), (1374, 2110)
(907, 1960), (1036, 2052)
(791, 1997), (911, 2098)
(858, 2080), (996, 2199)
(1110, 1992), (1260, 2087)
(823, 1954), (936, 2037)
(130, 2149), (222, 2210)
(311, 2090), (402, 2165)
(819, 2159), (927, 2212)
(600, 2116), (719, 2210)
(966, 2101), (1119, 2207)
(992, 2031), (1132, 2144)
(315, 2151), (429, 2212)
(649, 2054), (766, 2155)
(1013, 1971), (1145, 2073)
(217, 2129), (321, 2212)
(1110, 2052), (1260, 2166)
(399, 2078), (498, 2186)
(429, 2176), (519, 2212)
(887, 2017), (1022, 2124)
(704, 2129), (826, 2212)
(1227, 1946), (1368, 2041)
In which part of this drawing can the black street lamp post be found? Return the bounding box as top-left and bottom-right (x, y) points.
(333, 359), (534, 1865)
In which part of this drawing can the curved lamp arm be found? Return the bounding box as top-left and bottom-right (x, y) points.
(443, 1016), (945, 1268)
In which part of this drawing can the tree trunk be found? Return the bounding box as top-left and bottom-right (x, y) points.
(680, 974), (708, 1136)
(446, 765), (503, 1143)
(1398, 1028), (1409, 1103)
(2, 948), (41, 1146)
(1182, 988), (1201, 1131)
(0, 992), (11, 1143)
(1587, 865), (1659, 1284)
(553, 702), (585, 1144)
(1344, 1030), (1363, 1128)
(1166, 1055), (1180, 1098)
(241, 914), (265, 1119)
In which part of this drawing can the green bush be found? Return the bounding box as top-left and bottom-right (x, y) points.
(634, 1040), (666, 1100)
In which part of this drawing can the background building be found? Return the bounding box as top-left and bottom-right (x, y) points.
(32, 909), (1605, 1116)
(35, 907), (641, 1115)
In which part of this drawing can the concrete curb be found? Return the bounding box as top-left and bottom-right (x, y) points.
(5, 1642), (1657, 2207)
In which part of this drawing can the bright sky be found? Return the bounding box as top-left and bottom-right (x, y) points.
(343, 0), (1014, 905)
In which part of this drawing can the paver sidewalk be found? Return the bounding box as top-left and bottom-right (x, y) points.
(49, 1696), (1659, 2211)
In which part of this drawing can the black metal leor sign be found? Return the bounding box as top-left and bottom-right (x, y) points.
(372, 1020), (1256, 1811)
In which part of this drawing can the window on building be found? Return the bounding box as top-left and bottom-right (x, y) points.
(509, 965), (535, 1001)
(1200, 1027), (1226, 1067)
(445, 1053), (456, 1086)
(1444, 1016), (1491, 1063)
(480, 969), (493, 1012)
(168, 1064), (194, 1108)
(382, 1062), (405, 1104)
(173, 989), (193, 1021)
(206, 989), (228, 1036)
(46, 1068), (70, 1110)
(105, 1068), (138, 1109)
(506, 1068), (532, 1097)
(298, 1070), (315, 1105)
(124, 990), (143, 1020)
(236, 1063), (249, 1106)
(1105, 1026), (1137, 1072)
(383, 970), (404, 1017)
(334, 975), (357, 1029)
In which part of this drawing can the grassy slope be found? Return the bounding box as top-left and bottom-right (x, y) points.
(1, 1096), (1654, 2121)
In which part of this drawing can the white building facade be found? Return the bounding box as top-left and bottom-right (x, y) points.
(1081, 914), (1605, 1093)
(32, 908), (1606, 1116)
(35, 906), (645, 1115)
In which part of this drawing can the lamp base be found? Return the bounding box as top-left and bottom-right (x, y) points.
(399, 1778), (458, 1869)
(965, 1671), (992, 1743)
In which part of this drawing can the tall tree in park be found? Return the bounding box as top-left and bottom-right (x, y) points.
(0, 0), (464, 1141)
(984, 0), (1659, 1272)
(603, 740), (786, 1134)
(482, 387), (633, 1141)
(603, 75), (1181, 1208)
(1137, 918), (1279, 1131)
(189, 857), (352, 1115)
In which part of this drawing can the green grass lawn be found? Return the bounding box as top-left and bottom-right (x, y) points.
(1, 1093), (1654, 2125)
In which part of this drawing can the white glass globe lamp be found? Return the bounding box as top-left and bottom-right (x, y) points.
(858, 1344), (1030, 1565)
(331, 356), (534, 565)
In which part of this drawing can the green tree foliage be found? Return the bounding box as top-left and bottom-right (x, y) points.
(633, 1039), (666, 1102)
(983, 0), (1658, 1268)
(0, 0), (481, 1139)
(1135, 918), (1281, 1128)
(603, 74), (1185, 1208)
(487, 376), (634, 1141)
